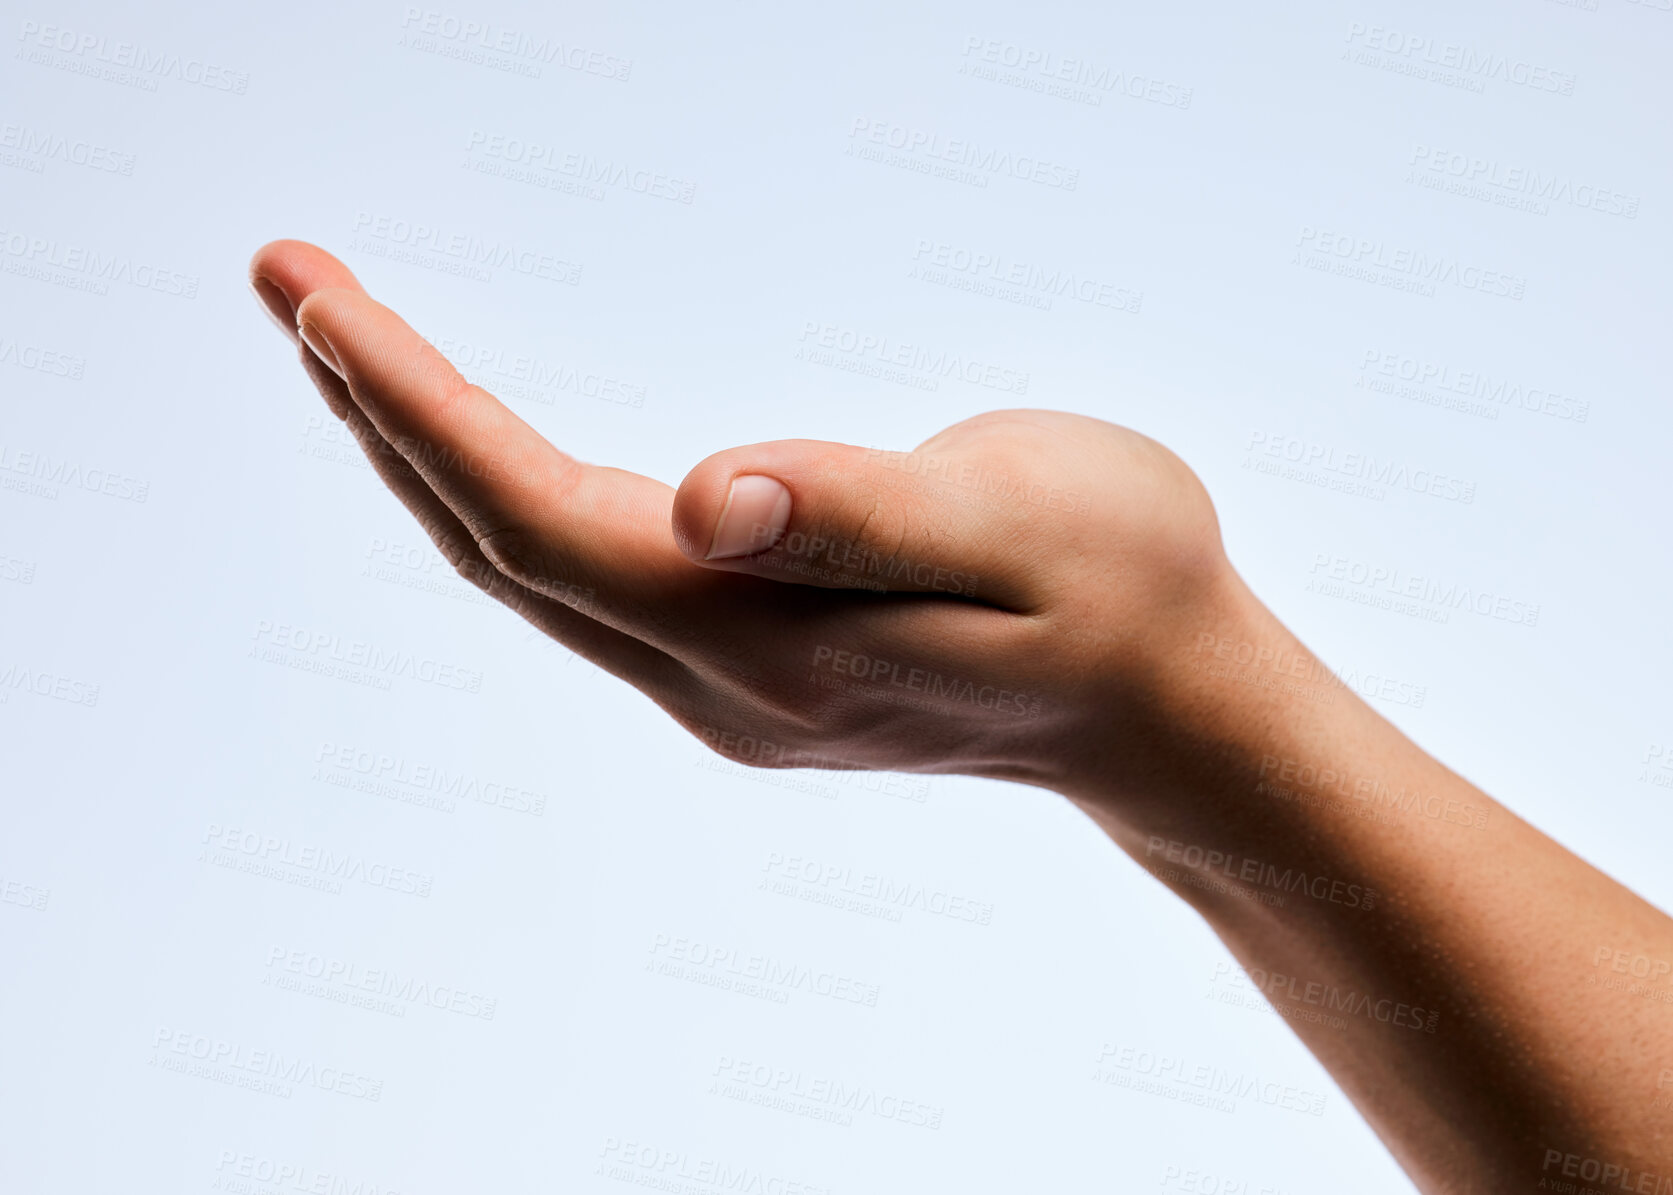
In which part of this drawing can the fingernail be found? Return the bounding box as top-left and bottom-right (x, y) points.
(298, 321), (344, 380)
(706, 475), (792, 559)
(249, 276), (298, 343)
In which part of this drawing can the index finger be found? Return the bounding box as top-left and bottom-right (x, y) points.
(270, 243), (727, 648)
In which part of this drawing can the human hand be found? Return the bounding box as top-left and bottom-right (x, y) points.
(249, 239), (1245, 807)
(251, 241), (1673, 1192)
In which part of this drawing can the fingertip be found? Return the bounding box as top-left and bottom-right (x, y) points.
(296, 287), (389, 352)
(705, 474), (792, 560)
(248, 240), (365, 312)
(670, 439), (855, 565)
(295, 287), (385, 383)
(246, 238), (308, 281)
(293, 284), (363, 323)
(249, 275), (298, 342)
(670, 451), (746, 562)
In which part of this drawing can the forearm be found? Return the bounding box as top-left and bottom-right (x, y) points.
(248, 265), (1658, 1190)
(1062, 570), (1673, 1192)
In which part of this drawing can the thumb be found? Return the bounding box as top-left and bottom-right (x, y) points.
(669, 438), (1042, 610)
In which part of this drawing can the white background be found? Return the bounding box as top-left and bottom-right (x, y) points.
(2, 1), (1669, 1192)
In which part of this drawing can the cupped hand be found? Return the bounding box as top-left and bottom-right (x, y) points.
(249, 240), (1240, 798)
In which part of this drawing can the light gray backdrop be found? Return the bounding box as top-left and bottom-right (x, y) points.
(2, 0), (1668, 1191)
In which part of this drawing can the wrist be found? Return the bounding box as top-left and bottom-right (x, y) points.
(1051, 564), (1392, 857)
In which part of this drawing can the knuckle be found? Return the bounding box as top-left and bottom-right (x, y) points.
(766, 667), (869, 740)
(474, 525), (536, 583)
(426, 525), (498, 595)
(862, 502), (912, 566)
(476, 525), (581, 598)
(432, 372), (480, 430)
(415, 517), (535, 615)
(850, 496), (883, 550)
(694, 651), (851, 745)
(452, 554), (502, 595)
(418, 516), (474, 572)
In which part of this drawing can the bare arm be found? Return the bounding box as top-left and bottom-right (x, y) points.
(250, 237), (1673, 1193)
(1064, 569), (1673, 1191)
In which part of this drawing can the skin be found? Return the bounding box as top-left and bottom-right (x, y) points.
(250, 239), (1672, 1192)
